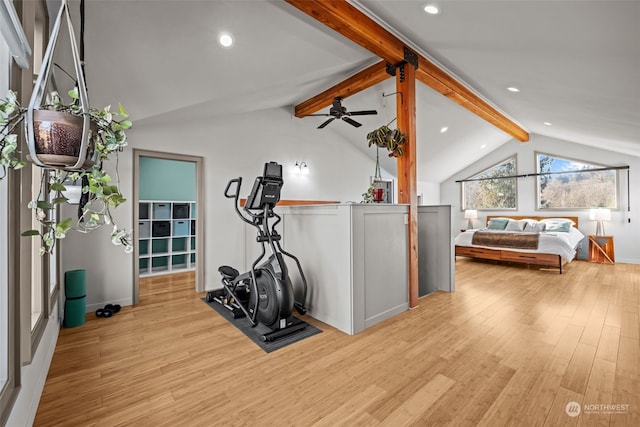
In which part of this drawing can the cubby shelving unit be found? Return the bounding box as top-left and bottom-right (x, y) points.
(138, 200), (196, 276)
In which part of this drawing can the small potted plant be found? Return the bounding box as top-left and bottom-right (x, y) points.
(361, 181), (376, 203)
(0, 88), (133, 254)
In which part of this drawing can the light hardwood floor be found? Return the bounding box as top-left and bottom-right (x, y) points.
(35, 260), (640, 426)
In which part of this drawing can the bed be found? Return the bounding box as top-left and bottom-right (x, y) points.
(454, 215), (584, 273)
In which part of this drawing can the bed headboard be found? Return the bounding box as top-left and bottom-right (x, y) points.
(486, 215), (579, 228)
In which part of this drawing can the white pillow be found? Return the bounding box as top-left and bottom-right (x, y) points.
(540, 217), (576, 226)
(524, 221), (546, 233)
(505, 219), (526, 232)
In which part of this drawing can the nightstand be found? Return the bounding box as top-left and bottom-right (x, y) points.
(588, 235), (615, 264)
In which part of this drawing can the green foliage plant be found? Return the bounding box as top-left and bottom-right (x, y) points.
(366, 125), (407, 158)
(0, 88), (132, 254)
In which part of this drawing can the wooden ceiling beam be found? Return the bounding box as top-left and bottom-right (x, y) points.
(285, 0), (529, 142)
(294, 60), (390, 117)
(286, 0), (406, 64)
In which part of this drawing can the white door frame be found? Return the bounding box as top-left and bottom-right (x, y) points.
(132, 149), (205, 303)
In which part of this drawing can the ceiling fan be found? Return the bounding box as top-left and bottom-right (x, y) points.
(307, 97), (377, 129)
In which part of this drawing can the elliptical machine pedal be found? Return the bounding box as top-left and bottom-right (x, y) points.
(207, 288), (246, 319)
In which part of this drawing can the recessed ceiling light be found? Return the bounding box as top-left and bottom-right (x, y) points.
(218, 33), (233, 48)
(440, 126), (448, 133)
(544, 122), (552, 126)
(507, 87), (520, 92)
(480, 144), (487, 149)
(424, 4), (439, 15)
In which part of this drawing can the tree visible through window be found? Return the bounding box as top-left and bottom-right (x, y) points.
(462, 156), (517, 210)
(537, 153), (617, 209)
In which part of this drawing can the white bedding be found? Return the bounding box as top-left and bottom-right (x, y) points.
(455, 227), (585, 262)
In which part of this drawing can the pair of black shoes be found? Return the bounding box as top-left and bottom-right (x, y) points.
(95, 304), (121, 318)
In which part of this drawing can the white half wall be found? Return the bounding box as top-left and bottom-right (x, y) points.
(440, 133), (640, 263)
(60, 106), (393, 308)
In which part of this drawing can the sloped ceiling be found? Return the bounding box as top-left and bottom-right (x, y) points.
(78, 0), (640, 184)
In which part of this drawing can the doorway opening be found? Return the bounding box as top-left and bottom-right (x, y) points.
(132, 150), (204, 304)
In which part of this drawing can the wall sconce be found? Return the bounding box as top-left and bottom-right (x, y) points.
(589, 207), (611, 235)
(295, 161), (309, 175)
(464, 209), (478, 229)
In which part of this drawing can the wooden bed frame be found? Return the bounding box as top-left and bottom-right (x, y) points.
(455, 215), (580, 274)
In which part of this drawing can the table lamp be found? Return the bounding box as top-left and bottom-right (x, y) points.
(464, 209), (478, 229)
(589, 208), (610, 236)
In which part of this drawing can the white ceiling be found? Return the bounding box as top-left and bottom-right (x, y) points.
(78, 0), (640, 183)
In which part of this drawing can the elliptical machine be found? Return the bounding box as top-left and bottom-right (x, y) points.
(207, 162), (309, 342)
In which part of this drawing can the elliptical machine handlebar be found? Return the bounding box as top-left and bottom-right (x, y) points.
(224, 177), (242, 199)
(224, 177), (256, 226)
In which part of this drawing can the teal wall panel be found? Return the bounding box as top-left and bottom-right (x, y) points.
(139, 157), (196, 201)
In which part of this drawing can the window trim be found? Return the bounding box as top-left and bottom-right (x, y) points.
(461, 154), (519, 211)
(2, 0), (50, 420)
(29, 167), (46, 353)
(0, 160), (20, 426)
(534, 151), (620, 211)
(0, 23), (19, 424)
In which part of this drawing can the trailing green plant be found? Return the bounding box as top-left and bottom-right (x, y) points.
(361, 180), (377, 203)
(0, 91), (27, 175)
(366, 124), (407, 157)
(0, 88), (132, 254)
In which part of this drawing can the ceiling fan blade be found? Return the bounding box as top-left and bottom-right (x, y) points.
(318, 117), (336, 129)
(348, 110), (378, 116)
(307, 113), (331, 117)
(342, 117), (362, 127)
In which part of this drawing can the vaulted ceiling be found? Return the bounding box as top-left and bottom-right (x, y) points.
(78, 0), (640, 183)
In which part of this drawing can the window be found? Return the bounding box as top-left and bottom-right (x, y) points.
(0, 155), (9, 417)
(536, 152), (618, 209)
(462, 156), (517, 210)
(30, 167), (44, 332)
(0, 27), (17, 422)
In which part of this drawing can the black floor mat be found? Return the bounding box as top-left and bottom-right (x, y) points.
(202, 298), (322, 353)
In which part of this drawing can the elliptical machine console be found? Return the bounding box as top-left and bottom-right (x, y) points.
(208, 162), (309, 341)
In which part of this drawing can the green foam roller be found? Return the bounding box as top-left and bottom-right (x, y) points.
(64, 269), (86, 328)
(64, 298), (86, 328)
(65, 269), (86, 298)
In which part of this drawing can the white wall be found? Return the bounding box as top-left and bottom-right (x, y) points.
(440, 133), (640, 263)
(60, 106), (392, 308)
(418, 181), (440, 205)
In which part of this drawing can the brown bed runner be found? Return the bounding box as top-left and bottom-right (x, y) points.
(471, 231), (540, 250)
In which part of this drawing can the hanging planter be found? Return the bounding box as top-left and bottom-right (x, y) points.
(26, 0), (93, 171)
(1, 88), (127, 176)
(361, 146), (386, 203)
(0, 0), (132, 254)
(366, 124), (407, 158)
(32, 109), (97, 168)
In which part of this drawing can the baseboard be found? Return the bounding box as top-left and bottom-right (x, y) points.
(86, 297), (131, 314)
(364, 303), (409, 330)
(615, 258), (640, 265)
